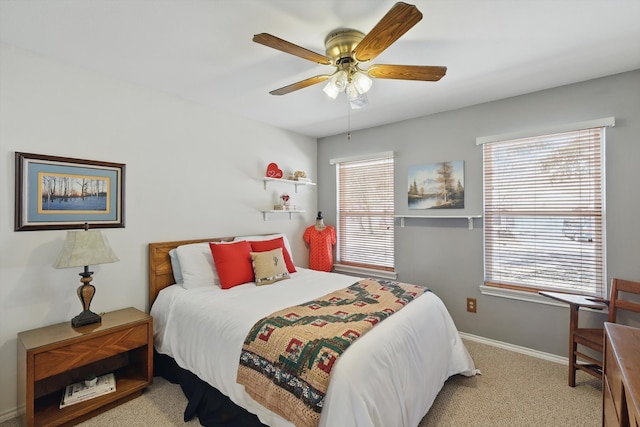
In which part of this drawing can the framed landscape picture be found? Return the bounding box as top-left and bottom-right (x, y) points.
(15, 152), (125, 231)
(408, 160), (464, 209)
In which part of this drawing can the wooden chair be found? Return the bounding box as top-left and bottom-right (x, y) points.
(540, 278), (640, 387)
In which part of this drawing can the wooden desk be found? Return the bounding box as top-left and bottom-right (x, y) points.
(539, 291), (608, 385)
(539, 291), (609, 310)
(603, 323), (640, 427)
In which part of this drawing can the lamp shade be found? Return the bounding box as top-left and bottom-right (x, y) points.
(54, 230), (119, 269)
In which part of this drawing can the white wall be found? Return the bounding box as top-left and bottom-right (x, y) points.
(0, 45), (317, 420)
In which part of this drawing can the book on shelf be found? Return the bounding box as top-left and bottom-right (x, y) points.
(59, 373), (116, 408)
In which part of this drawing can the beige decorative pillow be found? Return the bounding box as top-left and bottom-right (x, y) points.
(250, 248), (290, 286)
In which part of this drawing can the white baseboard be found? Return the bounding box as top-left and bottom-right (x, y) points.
(0, 406), (19, 423)
(459, 332), (568, 365)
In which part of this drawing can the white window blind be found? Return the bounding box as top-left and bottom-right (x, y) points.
(482, 127), (606, 296)
(336, 154), (394, 272)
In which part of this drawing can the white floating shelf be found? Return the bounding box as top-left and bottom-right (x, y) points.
(260, 177), (316, 192)
(394, 215), (482, 230)
(261, 209), (306, 220)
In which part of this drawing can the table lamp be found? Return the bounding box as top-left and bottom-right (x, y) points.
(54, 225), (119, 327)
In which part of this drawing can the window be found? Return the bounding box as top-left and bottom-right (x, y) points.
(332, 152), (394, 274)
(482, 125), (607, 297)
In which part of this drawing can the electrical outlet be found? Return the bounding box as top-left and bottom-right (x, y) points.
(466, 298), (477, 313)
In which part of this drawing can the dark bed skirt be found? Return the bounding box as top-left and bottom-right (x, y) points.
(153, 350), (267, 427)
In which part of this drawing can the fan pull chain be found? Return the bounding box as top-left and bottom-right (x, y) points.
(347, 97), (351, 140)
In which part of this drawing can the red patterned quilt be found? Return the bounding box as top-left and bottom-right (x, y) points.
(236, 278), (429, 427)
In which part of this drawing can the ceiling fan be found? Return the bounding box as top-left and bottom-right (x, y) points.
(253, 2), (446, 109)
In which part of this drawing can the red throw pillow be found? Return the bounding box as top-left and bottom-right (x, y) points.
(249, 237), (296, 273)
(209, 241), (254, 289)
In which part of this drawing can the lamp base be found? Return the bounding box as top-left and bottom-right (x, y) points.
(72, 310), (102, 328)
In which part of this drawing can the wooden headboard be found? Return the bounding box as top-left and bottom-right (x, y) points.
(148, 236), (233, 309)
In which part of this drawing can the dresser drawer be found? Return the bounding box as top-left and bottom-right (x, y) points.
(34, 323), (148, 380)
(603, 375), (619, 427)
(605, 337), (625, 421)
(625, 390), (640, 427)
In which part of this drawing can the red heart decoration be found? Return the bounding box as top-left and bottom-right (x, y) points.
(266, 162), (283, 179)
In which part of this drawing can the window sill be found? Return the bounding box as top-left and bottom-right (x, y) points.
(479, 285), (609, 314)
(333, 264), (397, 280)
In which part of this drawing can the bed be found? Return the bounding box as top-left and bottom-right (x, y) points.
(148, 234), (478, 427)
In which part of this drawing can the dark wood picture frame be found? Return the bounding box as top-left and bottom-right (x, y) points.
(15, 152), (125, 231)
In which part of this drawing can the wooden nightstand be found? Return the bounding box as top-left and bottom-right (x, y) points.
(17, 307), (153, 427)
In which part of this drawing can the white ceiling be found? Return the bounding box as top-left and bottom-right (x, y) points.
(1, 0), (639, 138)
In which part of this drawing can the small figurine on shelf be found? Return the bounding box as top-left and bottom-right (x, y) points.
(294, 170), (311, 182)
(281, 193), (290, 210)
(287, 170), (310, 182)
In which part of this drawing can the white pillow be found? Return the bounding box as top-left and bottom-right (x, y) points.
(233, 233), (294, 261)
(168, 249), (184, 284)
(175, 242), (219, 289)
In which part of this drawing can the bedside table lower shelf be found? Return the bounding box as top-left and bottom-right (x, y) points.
(18, 307), (153, 427)
(35, 366), (148, 426)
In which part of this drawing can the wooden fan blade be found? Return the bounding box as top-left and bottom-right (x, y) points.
(253, 33), (331, 65)
(269, 75), (332, 95)
(353, 2), (423, 63)
(367, 64), (447, 81)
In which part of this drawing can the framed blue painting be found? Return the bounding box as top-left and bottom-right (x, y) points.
(15, 152), (125, 231)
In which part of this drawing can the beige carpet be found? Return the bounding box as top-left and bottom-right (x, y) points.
(421, 339), (601, 426)
(1, 339), (601, 427)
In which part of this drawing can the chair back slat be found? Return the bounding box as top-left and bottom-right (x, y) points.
(608, 278), (640, 323)
(615, 300), (640, 313)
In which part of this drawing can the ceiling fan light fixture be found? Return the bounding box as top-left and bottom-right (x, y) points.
(351, 71), (373, 94)
(349, 93), (368, 109)
(322, 81), (340, 99)
(323, 70), (348, 99)
(334, 70), (348, 91)
(346, 84), (368, 109)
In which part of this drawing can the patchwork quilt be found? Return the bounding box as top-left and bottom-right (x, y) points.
(236, 278), (429, 427)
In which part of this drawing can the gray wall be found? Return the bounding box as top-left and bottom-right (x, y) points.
(318, 70), (640, 357)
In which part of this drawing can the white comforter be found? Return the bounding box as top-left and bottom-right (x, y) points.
(151, 268), (478, 427)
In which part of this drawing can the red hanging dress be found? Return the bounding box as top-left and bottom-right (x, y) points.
(303, 225), (336, 272)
